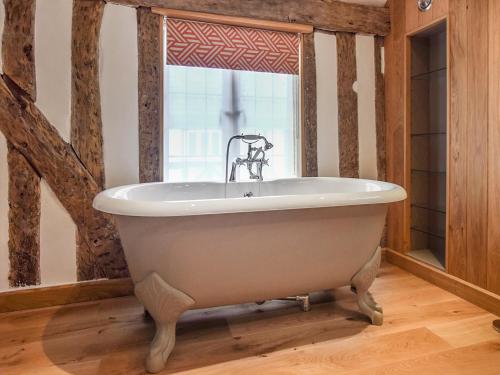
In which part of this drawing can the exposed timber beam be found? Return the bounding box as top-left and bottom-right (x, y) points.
(71, 0), (108, 281)
(336, 32), (359, 178)
(106, 0), (391, 36)
(0, 76), (128, 279)
(137, 7), (163, 183)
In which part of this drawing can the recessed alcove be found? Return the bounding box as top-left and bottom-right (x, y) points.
(408, 21), (447, 270)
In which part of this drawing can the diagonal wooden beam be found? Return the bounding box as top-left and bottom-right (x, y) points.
(106, 0), (391, 36)
(71, 0), (108, 281)
(0, 76), (129, 279)
(137, 7), (163, 183)
(336, 32), (359, 178)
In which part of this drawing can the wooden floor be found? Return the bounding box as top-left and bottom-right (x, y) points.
(0, 262), (499, 374)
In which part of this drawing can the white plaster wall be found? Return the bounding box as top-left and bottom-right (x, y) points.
(315, 32), (340, 177)
(0, 134), (9, 291)
(35, 0), (72, 141)
(0, 2), (381, 290)
(35, 0), (77, 285)
(100, 4), (140, 188)
(356, 35), (378, 179)
(40, 181), (77, 285)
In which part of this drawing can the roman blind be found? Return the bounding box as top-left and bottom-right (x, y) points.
(166, 18), (300, 75)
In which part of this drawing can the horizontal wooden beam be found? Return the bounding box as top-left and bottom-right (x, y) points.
(0, 76), (128, 279)
(0, 277), (134, 313)
(385, 248), (500, 317)
(107, 0), (391, 35)
(152, 7), (314, 33)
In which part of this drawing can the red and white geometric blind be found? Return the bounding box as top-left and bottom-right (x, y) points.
(166, 19), (300, 75)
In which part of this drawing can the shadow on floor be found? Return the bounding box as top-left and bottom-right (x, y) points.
(41, 288), (369, 374)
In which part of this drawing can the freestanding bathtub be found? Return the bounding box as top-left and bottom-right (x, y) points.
(93, 177), (406, 373)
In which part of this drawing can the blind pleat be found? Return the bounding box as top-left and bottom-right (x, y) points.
(166, 18), (300, 75)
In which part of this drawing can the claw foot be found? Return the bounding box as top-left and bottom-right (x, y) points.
(351, 247), (383, 326)
(134, 273), (195, 373)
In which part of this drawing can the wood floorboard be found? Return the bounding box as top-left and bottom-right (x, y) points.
(0, 262), (498, 374)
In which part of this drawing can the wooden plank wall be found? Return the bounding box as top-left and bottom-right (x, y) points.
(447, 0), (468, 281)
(486, 0), (500, 295)
(385, 0), (406, 252)
(464, 0), (488, 288)
(387, 0), (500, 294)
(448, 0), (496, 291)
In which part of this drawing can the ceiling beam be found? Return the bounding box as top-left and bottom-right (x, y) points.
(106, 0), (390, 35)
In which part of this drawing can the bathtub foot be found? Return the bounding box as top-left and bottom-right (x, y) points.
(351, 246), (383, 325)
(135, 272), (195, 373)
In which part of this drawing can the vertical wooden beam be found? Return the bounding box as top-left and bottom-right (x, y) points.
(137, 7), (163, 183)
(487, 0), (500, 294)
(384, 0), (406, 252)
(465, 0), (488, 288)
(336, 32), (358, 178)
(301, 32), (318, 177)
(71, 0), (107, 281)
(1, 0), (36, 100)
(374, 36), (386, 182)
(71, 0), (106, 188)
(375, 35), (387, 246)
(2, 0), (41, 286)
(7, 144), (41, 287)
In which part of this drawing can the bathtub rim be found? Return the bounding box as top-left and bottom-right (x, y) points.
(93, 177), (406, 217)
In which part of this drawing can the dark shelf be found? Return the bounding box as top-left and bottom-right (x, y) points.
(411, 132), (446, 136)
(411, 226), (445, 239)
(411, 203), (446, 214)
(411, 67), (447, 80)
(412, 169), (446, 174)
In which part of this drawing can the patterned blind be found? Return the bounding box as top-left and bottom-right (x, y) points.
(166, 18), (300, 75)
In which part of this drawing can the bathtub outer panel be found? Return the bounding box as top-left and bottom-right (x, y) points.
(116, 204), (387, 309)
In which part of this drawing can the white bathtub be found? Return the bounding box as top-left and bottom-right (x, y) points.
(94, 177), (406, 373)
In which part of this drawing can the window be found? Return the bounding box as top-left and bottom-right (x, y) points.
(162, 18), (301, 182)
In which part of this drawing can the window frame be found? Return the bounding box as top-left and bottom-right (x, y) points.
(155, 8), (315, 182)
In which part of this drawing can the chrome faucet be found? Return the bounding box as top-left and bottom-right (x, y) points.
(225, 134), (273, 184)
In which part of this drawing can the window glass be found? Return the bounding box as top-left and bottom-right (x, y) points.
(163, 65), (299, 182)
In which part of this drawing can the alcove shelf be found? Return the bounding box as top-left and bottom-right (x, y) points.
(408, 21), (447, 270)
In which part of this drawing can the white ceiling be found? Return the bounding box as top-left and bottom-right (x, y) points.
(339, 0), (387, 6)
